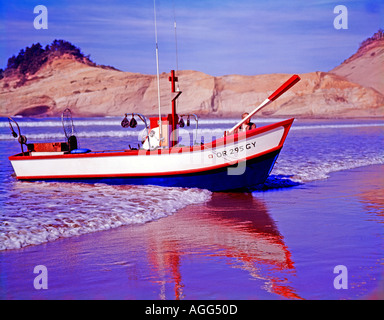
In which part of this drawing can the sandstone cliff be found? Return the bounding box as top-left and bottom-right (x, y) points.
(330, 29), (384, 95)
(1, 32), (383, 118)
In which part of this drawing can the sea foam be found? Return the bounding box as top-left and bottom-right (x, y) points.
(0, 183), (211, 251)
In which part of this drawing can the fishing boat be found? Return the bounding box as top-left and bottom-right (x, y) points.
(7, 2), (301, 191)
(7, 72), (300, 191)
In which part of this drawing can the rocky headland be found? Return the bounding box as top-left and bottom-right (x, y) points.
(1, 32), (383, 118)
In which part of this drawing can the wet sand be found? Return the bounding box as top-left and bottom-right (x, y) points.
(0, 165), (383, 300)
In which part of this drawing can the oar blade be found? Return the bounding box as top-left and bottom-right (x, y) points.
(268, 74), (301, 101)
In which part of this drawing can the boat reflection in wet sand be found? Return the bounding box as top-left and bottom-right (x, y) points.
(7, 72), (300, 191)
(144, 193), (303, 299)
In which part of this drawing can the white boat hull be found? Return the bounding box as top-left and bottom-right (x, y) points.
(9, 119), (294, 191)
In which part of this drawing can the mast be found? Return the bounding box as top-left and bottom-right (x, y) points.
(169, 1), (181, 147)
(152, 0), (182, 148)
(153, 0), (163, 143)
(172, 0), (180, 90)
(169, 70), (180, 147)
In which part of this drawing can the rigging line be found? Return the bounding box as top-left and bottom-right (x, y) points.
(172, 0), (181, 95)
(172, 0), (179, 75)
(153, 0), (163, 142)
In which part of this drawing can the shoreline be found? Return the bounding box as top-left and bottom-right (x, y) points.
(0, 163), (383, 299)
(0, 163), (382, 253)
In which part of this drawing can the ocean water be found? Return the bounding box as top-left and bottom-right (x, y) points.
(0, 116), (383, 251)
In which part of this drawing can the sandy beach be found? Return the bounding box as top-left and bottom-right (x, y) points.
(1, 164), (382, 300)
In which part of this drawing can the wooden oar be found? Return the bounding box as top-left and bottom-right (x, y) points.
(227, 74), (301, 135)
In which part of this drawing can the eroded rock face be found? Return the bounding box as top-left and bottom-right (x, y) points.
(1, 36), (383, 118)
(330, 32), (384, 96)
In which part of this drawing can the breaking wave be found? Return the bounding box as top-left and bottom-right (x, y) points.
(1, 122), (382, 141)
(291, 123), (384, 130)
(0, 183), (212, 251)
(273, 156), (384, 183)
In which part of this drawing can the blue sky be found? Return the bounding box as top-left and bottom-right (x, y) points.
(0, 0), (383, 75)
